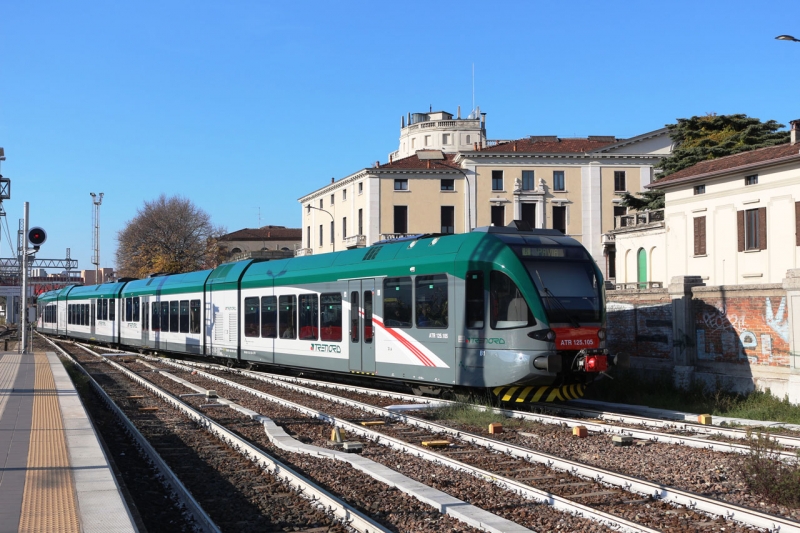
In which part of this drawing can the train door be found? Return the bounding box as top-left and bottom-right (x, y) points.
(348, 279), (375, 373)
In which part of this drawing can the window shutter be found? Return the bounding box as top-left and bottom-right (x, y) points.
(758, 207), (767, 250)
(694, 217), (706, 255)
(737, 210), (744, 252)
(796, 202), (800, 246)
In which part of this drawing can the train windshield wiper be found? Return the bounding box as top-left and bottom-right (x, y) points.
(535, 270), (580, 328)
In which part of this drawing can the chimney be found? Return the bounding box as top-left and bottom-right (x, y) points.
(401, 115), (405, 128)
(473, 142), (477, 151)
(427, 160), (431, 169)
(389, 154), (393, 163)
(513, 143), (517, 152)
(375, 160), (380, 168)
(792, 119), (800, 145)
(331, 177), (334, 183)
(457, 105), (461, 119)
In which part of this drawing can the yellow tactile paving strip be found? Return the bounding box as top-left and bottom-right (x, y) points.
(19, 353), (80, 533)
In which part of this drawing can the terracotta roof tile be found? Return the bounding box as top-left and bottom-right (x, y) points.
(220, 225), (301, 241)
(480, 137), (618, 154)
(380, 152), (461, 170)
(653, 142), (799, 188)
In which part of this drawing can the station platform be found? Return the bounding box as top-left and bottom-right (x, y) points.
(0, 351), (138, 533)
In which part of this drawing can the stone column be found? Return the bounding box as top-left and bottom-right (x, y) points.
(668, 275), (705, 389)
(782, 269), (800, 405)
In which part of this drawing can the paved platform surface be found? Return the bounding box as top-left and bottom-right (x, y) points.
(0, 351), (138, 533)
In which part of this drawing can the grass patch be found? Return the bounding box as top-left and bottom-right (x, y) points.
(61, 359), (91, 396)
(584, 369), (800, 425)
(737, 431), (800, 507)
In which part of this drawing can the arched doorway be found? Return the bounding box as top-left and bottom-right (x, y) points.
(637, 248), (647, 289)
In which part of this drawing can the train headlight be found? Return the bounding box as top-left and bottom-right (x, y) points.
(527, 329), (556, 342)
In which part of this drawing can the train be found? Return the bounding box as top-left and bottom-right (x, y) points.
(37, 223), (614, 402)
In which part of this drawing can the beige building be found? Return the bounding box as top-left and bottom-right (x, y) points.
(298, 109), (673, 281)
(81, 267), (115, 285)
(218, 225), (302, 260)
(613, 119), (800, 286)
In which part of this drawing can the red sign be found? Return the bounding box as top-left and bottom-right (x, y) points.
(552, 327), (600, 350)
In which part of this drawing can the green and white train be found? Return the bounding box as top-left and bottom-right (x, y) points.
(37, 224), (613, 402)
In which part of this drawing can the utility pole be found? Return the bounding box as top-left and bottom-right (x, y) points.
(90, 192), (104, 284)
(20, 202), (29, 354)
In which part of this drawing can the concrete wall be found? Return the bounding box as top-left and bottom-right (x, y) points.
(607, 273), (800, 404)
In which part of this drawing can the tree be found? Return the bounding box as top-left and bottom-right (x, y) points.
(116, 195), (225, 279)
(620, 114), (790, 210)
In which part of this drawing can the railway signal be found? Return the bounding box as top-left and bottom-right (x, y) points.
(28, 226), (47, 251)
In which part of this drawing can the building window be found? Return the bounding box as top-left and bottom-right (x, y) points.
(307, 226), (310, 247)
(522, 171), (534, 190)
(394, 206), (408, 234)
(694, 185), (705, 195)
(342, 217), (347, 239)
(442, 133), (450, 145)
(425, 135), (431, 146)
(330, 220), (334, 244)
(358, 182), (363, 194)
(358, 209), (363, 235)
(411, 138), (416, 149)
(330, 194), (334, 205)
(553, 170), (565, 191)
(745, 174), (758, 186)
(441, 179), (454, 191)
(319, 199), (323, 209)
(441, 206), (454, 234)
(614, 171), (626, 192)
(738, 207), (767, 251)
(521, 203), (535, 229)
(694, 216), (706, 255)
(491, 170), (503, 191)
(491, 205), (505, 227)
(394, 179), (408, 191)
(553, 205), (567, 234)
(319, 225), (323, 246)
(343, 189), (347, 200)
(465, 134), (471, 144)
(613, 206), (627, 228)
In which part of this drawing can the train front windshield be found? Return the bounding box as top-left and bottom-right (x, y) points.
(515, 246), (602, 324)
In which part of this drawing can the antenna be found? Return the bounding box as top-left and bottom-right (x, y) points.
(472, 63), (475, 114)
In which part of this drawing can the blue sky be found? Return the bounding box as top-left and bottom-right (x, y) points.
(2, 1), (799, 273)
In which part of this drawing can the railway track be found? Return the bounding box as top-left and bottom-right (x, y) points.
(84, 347), (798, 533)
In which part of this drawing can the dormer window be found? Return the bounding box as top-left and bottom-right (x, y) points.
(745, 174), (758, 186)
(694, 185), (705, 195)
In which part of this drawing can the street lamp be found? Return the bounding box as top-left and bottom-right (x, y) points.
(776, 35), (800, 42)
(90, 192), (104, 284)
(306, 204), (335, 252)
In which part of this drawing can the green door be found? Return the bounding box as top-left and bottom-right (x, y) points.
(637, 248), (647, 289)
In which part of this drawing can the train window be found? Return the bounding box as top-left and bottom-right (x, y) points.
(244, 297), (259, 337)
(299, 295), (318, 340)
(384, 277), (412, 328)
(465, 271), (485, 329)
(415, 274), (448, 328)
(490, 271), (535, 330)
(102, 299), (108, 321)
(363, 291), (373, 343)
(170, 301), (179, 333)
(143, 303), (149, 330)
(82, 304), (88, 326)
(91, 301), (96, 326)
(261, 296), (277, 338)
(125, 298), (132, 322)
(350, 291), (359, 342)
(151, 303), (161, 331)
(190, 300), (201, 334)
(279, 295), (296, 339)
(320, 293), (341, 342)
(179, 300), (189, 333)
(109, 299), (115, 321)
(161, 302), (170, 332)
(133, 297), (140, 322)
(96, 300), (102, 320)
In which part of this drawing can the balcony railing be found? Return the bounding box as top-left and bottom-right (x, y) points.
(295, 248), (313, 257)
(379, 233), (410, 241)
(614, 209), (664, 229)
(344, 234), (366, 249)
(609, 281), (664, 290)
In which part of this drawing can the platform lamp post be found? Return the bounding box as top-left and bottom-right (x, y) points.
(90, 192), (104, 284)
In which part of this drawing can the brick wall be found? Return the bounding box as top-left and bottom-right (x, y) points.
(692, 285), (790, 367)
(606, 289), (673, 360)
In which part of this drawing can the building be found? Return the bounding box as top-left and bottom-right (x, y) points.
(612, 118), (800, 286)
(218, 225), (302, 261)
(81, 268), (115, 285)
(298, 108), (673, 281)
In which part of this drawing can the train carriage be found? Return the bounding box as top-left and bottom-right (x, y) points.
(37, 285), (73, 336)
(35, 223), (613, 400)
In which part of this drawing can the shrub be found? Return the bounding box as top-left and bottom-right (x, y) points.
(736, 430), (800, 507)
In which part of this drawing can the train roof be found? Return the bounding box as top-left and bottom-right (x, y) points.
(61, 281), (126, 300)
(120, 269), (213, 297)
(37, 285), (78, 303)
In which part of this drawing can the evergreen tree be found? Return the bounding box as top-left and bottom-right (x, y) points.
(620, 114), (790, 211)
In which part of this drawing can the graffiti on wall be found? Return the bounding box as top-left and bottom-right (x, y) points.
(606, 301), (673, 359)
(695, 297), (789, 366)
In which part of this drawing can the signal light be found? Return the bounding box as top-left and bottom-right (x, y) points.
(28, 227), (47, 248)
(584, 355), (608, 373)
